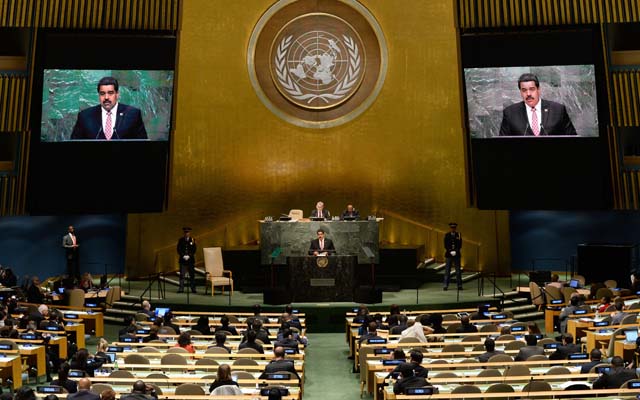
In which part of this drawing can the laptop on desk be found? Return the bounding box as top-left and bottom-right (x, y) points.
(624, 329), (638, 344)
(569, 279), (581, 289)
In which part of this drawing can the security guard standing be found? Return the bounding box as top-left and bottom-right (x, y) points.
(443, 222), (463, 291)
(177, 227), (197, 293)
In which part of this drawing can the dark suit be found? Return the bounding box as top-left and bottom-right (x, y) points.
(177, 236), (196, 292)
(67, 390), (100, 400)
(549, 343), (581, 360)
(514, 345), (545, 361)
(71, 104), (147, 140)
(62, 233), (80, 281)
(238, 341), (264, 353)
(580, 359), (603, 373)
(478, 350), (505, 363)
(592, 368), (638, 389)
(308, 238), (336, 255)
(443, 231), (462, 289)
(393, 376), (430, 394)
(309, 209), (330, 219)
(340, 209), (360, 220)
(499, 100), (577, 136)
(259, 359), (300, 380)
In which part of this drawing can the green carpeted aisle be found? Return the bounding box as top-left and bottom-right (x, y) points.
(303, 333), (362, 400)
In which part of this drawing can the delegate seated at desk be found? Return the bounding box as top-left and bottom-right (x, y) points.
(310, 201), (330, 220)
(340, 203), (360, 220)
(308, 229), (335, 256)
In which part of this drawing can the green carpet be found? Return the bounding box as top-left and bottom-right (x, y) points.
(303, 333), (363, 400)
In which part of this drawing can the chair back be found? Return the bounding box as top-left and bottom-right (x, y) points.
(288, 209), (304, 220)
(442, 343), (465, 353)
(595, 287), (614, 300)
(146, 373), (169, 379)
(238, 347), (260, 354)
(167, 346), (190, 354)
(529, 282), (545, 306)
(158, 327), (176, 335)
(232, 371), (255, 380)
(109, 370), (134, 378)
(124, 353), (150, 365)
(621, 314), (637, 325)
(138, 346), (160, 354)
(175, 383), (205, 395)
(451, 385), (481, 394)
(204, 247), (224, 277)
(206, 346), (230, 354)
(195, 358), (218, 367)
(572, 275), (586, 286)
(480, 324), (499, 332)
(522, 380), (552, 392)
(543, 284), (563, 302)
(233, 358), (259, 366)
(135, 312), (150, 322)
(161, 353), (187, 365)
(604, 279), (617, 289)
(504, 340), (525, 351)
(90, 383), (113, 395)
(68, 288), (85, 308)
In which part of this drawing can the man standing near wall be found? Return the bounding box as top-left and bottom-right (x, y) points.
(443, 222), (462, 291)
(62, 225), (80, 283)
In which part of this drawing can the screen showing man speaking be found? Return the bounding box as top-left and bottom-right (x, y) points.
(464, 65), (598, 138)
(40, 69), (173, 142)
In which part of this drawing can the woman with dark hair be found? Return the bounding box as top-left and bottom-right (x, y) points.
(51, 362), (77, 393)
(194, 315), (212, 335)
(69, 348), (103, 377)
(175, 332), (195, 353)
(100, 389), (117, 400)
(208, 364), (239, 393)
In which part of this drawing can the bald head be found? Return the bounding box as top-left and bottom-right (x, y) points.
(78, 378), (91, 390)
(132, 380), (146, 393)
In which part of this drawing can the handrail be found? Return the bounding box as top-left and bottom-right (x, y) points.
(379, 209), (481, 246)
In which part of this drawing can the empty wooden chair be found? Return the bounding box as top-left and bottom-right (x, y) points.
(175, 383), (205, 395)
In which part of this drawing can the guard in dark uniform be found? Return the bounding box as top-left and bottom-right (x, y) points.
(443, 222), (462, 291)
(177, 227), (197, 293)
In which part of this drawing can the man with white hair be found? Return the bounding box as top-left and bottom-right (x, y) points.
(139, 300), (154, 318)
(29, 304), (49, 326)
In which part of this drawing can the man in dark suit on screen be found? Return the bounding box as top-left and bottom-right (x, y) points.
(71, 76), (147, 140)
(309, 201), (330, 220)
(308, 229), (336, 256)
(499, 73), (577, 136)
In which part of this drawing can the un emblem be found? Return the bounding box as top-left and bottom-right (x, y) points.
(316, 256), (329, 268)
(248, 0), (387, 128)
(271, 16), (364, 109)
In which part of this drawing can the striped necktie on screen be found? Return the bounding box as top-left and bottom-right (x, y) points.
(531, 107), (540, 136)
(105, 111), (113, 140)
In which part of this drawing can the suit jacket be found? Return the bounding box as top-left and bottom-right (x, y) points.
(592, 368), (638, 389)
(177, 236), (196, 266)
(309, 209), (330, 219)
(63, 233), (78, 258)
(340, 209), (360, 220)
(259, 359), (300, 380)
(308, 238), (336, 255)
(67, 390), (100, 400)
(393, 376), (430, 394)
(515, 345), (545, 361)
(580, 359), (603, 373)
(444, 232), (462, 258)
(549, 343), (581, 360)
(71, 104), (147, 140)
(478, 350), (505, 363)
(499, 99), (577, 136)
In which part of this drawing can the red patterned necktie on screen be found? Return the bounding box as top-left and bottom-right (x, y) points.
(105, 111), (113, 140)
(531, 108), (540, 136)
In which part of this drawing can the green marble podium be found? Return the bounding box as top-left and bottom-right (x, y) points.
(287, 255), (356, 302)
(259, 220), (380, 265)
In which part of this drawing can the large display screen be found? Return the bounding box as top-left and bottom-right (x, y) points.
(461, 28), (611, 210)
(41, 69), (173, 142)
(464, 65), (598, 138)
(27, 31), (176, 214)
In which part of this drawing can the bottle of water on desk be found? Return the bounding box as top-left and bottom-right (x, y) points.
(113, 358), (118, 371)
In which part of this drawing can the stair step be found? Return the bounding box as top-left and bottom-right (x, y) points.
(461, 272), (480, 283)
(513, 311), (544, 320)
(503, 304), (537, 313)
(431, 263), (446, 272)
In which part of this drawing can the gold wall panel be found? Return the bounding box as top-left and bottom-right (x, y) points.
(0, 0), (178, 29)
(457, 0), (640, 28)
(127, 0), (511, 277)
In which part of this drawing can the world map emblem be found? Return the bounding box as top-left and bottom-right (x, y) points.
(271, 18), (365, 109)
(248, 0), (387, 128)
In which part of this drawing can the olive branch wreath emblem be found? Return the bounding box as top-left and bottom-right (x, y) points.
(274, 34), (361, 104)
